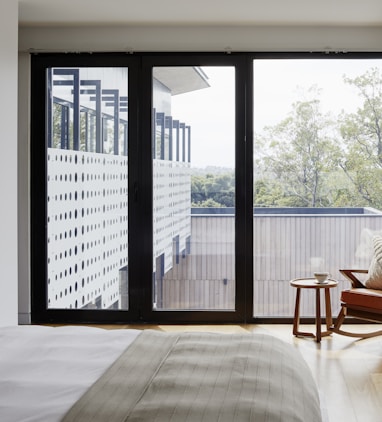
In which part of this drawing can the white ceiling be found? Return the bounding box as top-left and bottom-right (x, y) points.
(18, 0), (382, 27)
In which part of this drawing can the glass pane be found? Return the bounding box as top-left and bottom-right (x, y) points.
(152, 66), (235, 310)
(253, 59), (382, 317)
(47, 67), (128, 310)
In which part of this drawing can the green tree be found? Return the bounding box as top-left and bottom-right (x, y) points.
(191, 172), (235, 207)
(191, 175), (207, 204)
(254, 179), (285, 207)
(339, 68), (382, 208)
(255, 88), (340, 207)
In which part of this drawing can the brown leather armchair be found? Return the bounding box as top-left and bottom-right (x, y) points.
(332, 269), (382, 338)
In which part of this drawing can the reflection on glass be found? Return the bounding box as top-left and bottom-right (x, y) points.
(152, 66), (236, 311)
(46, 67), (128, 310)
(253, 59), (382, 317)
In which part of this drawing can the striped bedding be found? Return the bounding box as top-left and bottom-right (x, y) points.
(63, 330), (322, 422)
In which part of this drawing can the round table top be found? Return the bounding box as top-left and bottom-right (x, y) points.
(290, 278), (338, 288)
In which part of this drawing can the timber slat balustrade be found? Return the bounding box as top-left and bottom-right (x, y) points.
(162, 212), (381, 316)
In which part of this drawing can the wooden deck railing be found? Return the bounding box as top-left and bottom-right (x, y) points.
(162, 212), (382, 317)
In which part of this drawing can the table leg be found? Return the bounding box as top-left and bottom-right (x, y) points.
(322, 287), (334, 337)
(292, 288), (301, 336)
(293, 287), (315, 338)
(316, 288), (321, 342)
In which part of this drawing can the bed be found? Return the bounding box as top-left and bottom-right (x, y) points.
(0, 325), (322, 422)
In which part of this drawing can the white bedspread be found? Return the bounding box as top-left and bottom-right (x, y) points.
(0, 325), (140, 422)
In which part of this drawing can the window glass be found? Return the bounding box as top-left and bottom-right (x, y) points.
(253, 59), (382, 317)
(46, 67), (129, 310)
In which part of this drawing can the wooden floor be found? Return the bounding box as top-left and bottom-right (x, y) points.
(93, 323), (382, 422)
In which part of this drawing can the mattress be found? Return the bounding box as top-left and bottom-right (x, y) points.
(0, 325), (140, 422)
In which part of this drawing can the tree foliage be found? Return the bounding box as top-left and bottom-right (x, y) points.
(339, 68), (382, 208)
(191, 173), (235, 207)
(254, 87), (342, 207)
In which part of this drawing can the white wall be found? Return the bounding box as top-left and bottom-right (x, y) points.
(0, 1), (18, 326)
(18, 52), (30, 324)
(18, 25), (382, 53)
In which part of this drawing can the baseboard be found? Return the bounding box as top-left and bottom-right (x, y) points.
(18, 312), (31, 325)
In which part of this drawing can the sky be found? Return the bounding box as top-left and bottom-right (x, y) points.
(171, 66), (235, 169)
(171, 59), (382, 169)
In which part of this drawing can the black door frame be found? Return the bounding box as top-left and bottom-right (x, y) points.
(138, 54), (253, 323)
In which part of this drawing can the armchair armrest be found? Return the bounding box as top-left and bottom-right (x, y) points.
(339, 269), (368, 288)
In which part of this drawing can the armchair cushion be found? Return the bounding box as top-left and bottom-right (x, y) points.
(365, 235), (382, 289)
(341, 288), (382, 310)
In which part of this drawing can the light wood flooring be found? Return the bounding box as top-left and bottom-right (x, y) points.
(89, 323), (382, 422)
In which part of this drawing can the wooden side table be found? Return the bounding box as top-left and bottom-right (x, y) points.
(290, 278), (338, 343)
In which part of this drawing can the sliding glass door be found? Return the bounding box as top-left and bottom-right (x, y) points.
(141, 55), (248, 322)
(151, 66), (236, 312)
(252, 57), (382, 319)
(46, 67), (129, 311)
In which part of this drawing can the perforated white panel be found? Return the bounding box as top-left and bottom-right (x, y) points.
(47, 149), (128, 309)
(153, 159), (191, 273)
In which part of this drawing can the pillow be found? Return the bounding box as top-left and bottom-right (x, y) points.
(365, 235), (382, 289)
(354, 228), (382, 268)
